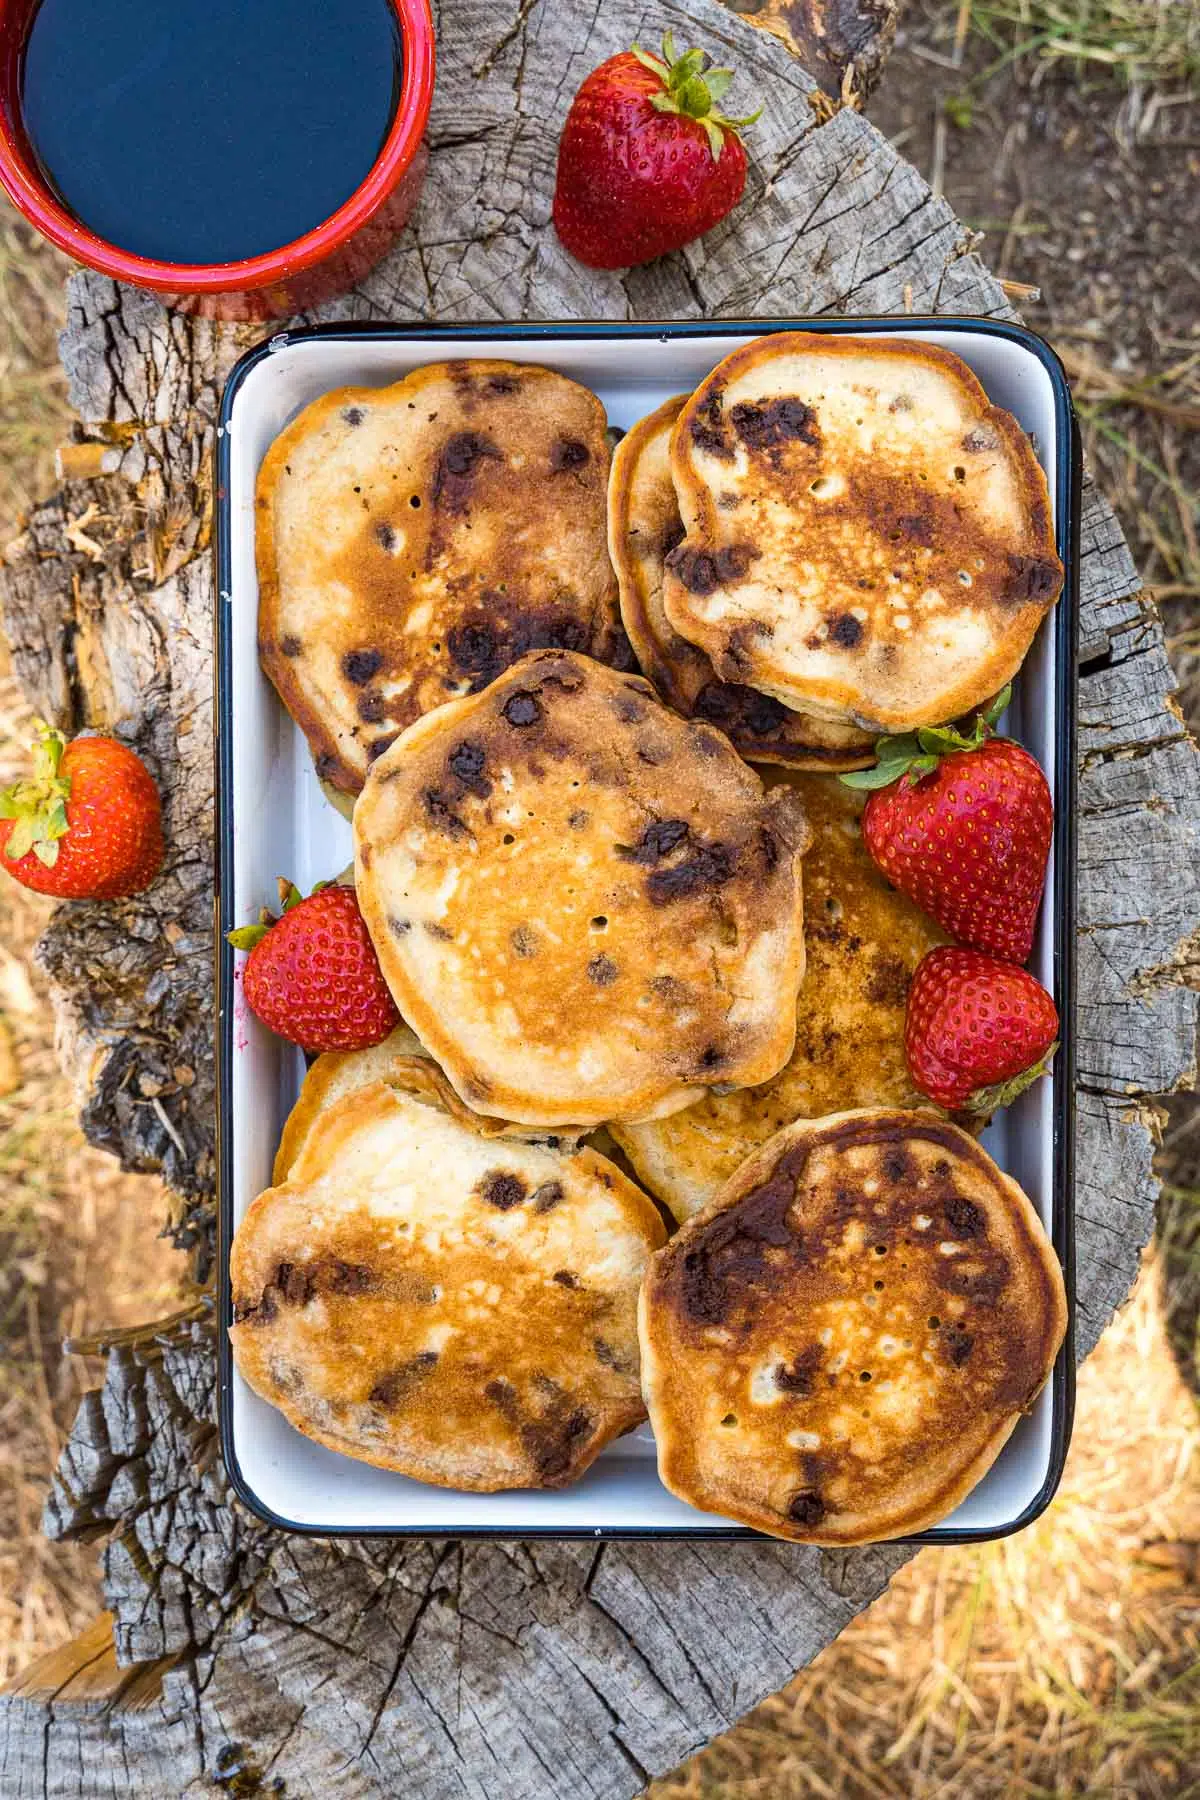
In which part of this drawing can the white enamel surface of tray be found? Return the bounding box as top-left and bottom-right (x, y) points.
(218, 323), (1074, 1538)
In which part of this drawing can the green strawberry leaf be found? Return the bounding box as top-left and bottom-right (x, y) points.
(631, 44), (670, 81)
(277, 878), (304, 912)
(5, 816), (36, 861)
(839, 684), (1020, 792)
(634, 30), (758, 154)
(227, 923), (270, 951)
(964, 1041), (1059, 1117)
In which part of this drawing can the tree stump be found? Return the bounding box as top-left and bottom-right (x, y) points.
(1, 1), (1196, 1794)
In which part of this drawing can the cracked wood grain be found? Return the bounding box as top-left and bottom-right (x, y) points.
(0, 0), (1195, 1792)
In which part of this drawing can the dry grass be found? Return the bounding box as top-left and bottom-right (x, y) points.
(966, 0), (1200, 87)
(651, 1261), (1200, 1799)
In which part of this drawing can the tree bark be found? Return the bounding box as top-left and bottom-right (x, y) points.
(0, 0), (1195, 1793)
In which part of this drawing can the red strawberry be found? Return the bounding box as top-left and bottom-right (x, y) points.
(905, 946), (1059, 1112)
(229, 880), (400, 1053)
(553, 33), (758, 270)
(0, 721), (163, 899)
(844, 688), (1052, 963)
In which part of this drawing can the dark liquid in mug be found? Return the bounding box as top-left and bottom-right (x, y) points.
(19, 0), (402, 265)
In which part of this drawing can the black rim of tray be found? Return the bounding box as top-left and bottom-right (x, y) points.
(214, 316), (1080, 1543)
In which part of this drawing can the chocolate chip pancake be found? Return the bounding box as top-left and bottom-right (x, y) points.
(664, 334), (1063, 733)
(272, 1032), (589, 1186)
(257, 359), (627, 795)
(611, 774), (945, 1222)
(353, 650), (810, 1129)
(639, 1108), (1068, 1542)
(231, 1078), (665, 1490)
(272, 1025), (425, 1183)
(610, 396), (875, 771)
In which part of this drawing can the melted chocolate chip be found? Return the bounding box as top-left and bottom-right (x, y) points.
(647, 841), (735, 906)
(679, 1153), (805, 1326)
(731, 397), (819, 451)
(433, 430), (500, 510)
(943, 1195), (984, 1238)
(279, 634), (301, 657)
(448, 738), (491, 797)
(368, 1351), (438, 1409)
(550, 437), (590, 472)
(827, 613), (864, 649)
(487, 374), (518, 395)
(1006, 553), (1061, 603)
(776, 1345), (822, 1394)
(552, 1270), (580, 1288)
(617, 819), (690, 865)
(481, 1171), (527, 1211)
(713, 543), (757, 582)
(666, 547), (719, 596)
(587, 954), (619, 987)
(531, 1181), (564, 1213)
(448, 622), (498, 674)
(895, 513), (934, 546)
(423, 787), (469, 839)
(324, 1261), (375, 1296)
(342, 406), (364, 426)
(787, 1491), (826, 1527)
(342, 648), (384, 686)
(367, 734), (399, 764)
(510, 925), (539, 958)
(375, 521), (396, 551)
(690, 390), (732, 459)
(357, 690), (387, 724)
(946, 1330), (975, 1367)
(502, 691), (542, 728)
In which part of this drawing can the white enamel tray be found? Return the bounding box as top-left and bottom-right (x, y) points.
(216, 320), (1078, 1540)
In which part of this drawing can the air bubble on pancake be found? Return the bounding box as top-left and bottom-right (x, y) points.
(720, 1413), (738, 1427)
(939, 1241), (963, 1256)
(958, 571), (973, 586)
(914, 1214), (932, 1229)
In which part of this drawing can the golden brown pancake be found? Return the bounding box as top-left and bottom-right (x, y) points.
(611, 774), (945, 1221)
(231, 1078), (665, 1491)
(664, 333), (1062, 732)
(353, 650), (810, 1130)
(272, 1026), (425, 1184)
(609, 397), (875, 771)
(272, 1033), (588, 1186)
(639, 1108), (1068, 1542)
(257, 359), (627, 795)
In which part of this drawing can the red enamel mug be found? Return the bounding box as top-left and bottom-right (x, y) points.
(0, 0), (434, 319)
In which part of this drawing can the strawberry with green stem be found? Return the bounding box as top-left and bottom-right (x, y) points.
(905, 945), (1059, 1114)
(229, 878), (401, 1053)
(0, 721), (163, 899)
(553, 32), (759, 270)
(843, 686), (1053, 965)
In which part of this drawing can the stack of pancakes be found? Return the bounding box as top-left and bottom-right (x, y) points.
(232, 340), (1067, 1541)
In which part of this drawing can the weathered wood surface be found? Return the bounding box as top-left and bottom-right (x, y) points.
(0, 0), (1196, 1793)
